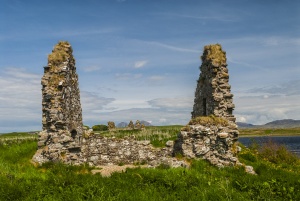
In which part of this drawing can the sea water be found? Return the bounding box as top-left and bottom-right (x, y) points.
(239, 136), (300, 157)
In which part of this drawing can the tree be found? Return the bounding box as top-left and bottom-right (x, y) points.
(92, 124), (108, 131)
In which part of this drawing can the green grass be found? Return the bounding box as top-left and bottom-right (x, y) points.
(0, 132), (300, 200)
(239, 127), (300, 136)
(0, 132), (37, 138)
(0, 132), (38, 146)
(94, 125), (182, 147)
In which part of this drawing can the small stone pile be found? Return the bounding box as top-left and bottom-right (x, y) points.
(174, 116), (240, 168)
(33, 41), (83, 164)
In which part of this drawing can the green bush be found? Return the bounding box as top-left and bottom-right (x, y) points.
(92, 124), (108, 131)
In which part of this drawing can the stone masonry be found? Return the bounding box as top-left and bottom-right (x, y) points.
(173, 44), (250, 170)
(33, 41), (83, 163)
(191, 44), (235, 122)
(33, 42), (254, 174)
(32, 41), (185, 168)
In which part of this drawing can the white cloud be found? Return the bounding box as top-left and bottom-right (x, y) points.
(148, 75), (165, 81)
(159, 118), (167, 123)
(82, 66), (101, 72)
(81, 91), (115, 112)
(148, 97), (193, 110)
(234, 92), (300, 125)
(247, 80), (300, 96)
(134, 60), (148, 68)
(261, 36), (300, 47)
(85, 108), (189, 127)
(148, 41), (199, 53)
(0, 67), (41, 132)
(159, 13), (238, 22)
(115, 73), (143, 80)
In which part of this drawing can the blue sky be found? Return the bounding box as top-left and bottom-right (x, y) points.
(0, 0), (299, 132)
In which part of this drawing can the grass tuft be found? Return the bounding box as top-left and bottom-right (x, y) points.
(202, 44), (226, 66)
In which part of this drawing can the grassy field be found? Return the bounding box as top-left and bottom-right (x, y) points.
(0, 129), (300, 200)
(239, 127), (300, 137)
(93, 125), (182, 147)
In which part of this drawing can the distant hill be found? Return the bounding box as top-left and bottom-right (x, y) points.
(237, 122), (255, 128)
(261, 119), (300, 128)
(237, 119), (300, 129)
(116, 120), (153, 128)
(140, 120), (153, 126)
(116, 122), (128, 128)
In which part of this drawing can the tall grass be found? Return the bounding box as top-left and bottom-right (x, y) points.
(0, 137), (300, 200)
(94, 125), (182, 147)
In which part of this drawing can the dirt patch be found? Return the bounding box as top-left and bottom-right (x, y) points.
(91, 165), (148, 177)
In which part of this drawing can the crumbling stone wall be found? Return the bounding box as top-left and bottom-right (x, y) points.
(34, 41), (83, 162)
(33, 42), (254, 173)
(192, 44), (235, 122)
(174, 116), (240, 168)
(174, 44), (246, 169)
(80, 136), (184, 167)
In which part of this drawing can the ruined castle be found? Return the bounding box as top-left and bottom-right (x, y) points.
(33, 42), (254, 173)
(174, 44), (242, 168)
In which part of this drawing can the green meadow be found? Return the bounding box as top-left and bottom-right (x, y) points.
(0, 127), (300, 200)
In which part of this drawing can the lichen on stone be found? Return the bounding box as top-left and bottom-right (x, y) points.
(201, 44), (226, 66)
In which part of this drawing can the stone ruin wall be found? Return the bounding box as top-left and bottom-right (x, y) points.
(174, 44), (247, 169)
(33, 42), (254, 173)
(33, 41), (184, 168)
(79, 136), (184, 167)
(34, 41), (83, 163)
(191, 44), (235, 122)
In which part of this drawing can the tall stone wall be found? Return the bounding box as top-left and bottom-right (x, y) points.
(173, 44), (248, 169)
(34, 41), (83, 162)
(191, 44), (235, 122)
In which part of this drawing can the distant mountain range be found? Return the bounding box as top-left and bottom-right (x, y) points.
(237, 119), (300, 128)
(116, 120), (153, 128)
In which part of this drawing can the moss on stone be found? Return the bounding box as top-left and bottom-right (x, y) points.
(188, 115), (229, 126)
(201, 44), (226, 66)
(181, 116), (229, 132)
(48, 41), (71, 66)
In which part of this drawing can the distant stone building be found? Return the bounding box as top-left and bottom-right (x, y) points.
(191, 44), (235, 122)
(34, 41), (83, 163)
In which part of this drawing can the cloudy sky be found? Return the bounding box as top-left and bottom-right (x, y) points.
(1, 0), (299, 132)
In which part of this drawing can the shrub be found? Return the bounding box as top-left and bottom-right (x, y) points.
(258, 140), (299, 165)
(92, 124), (108, 131)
